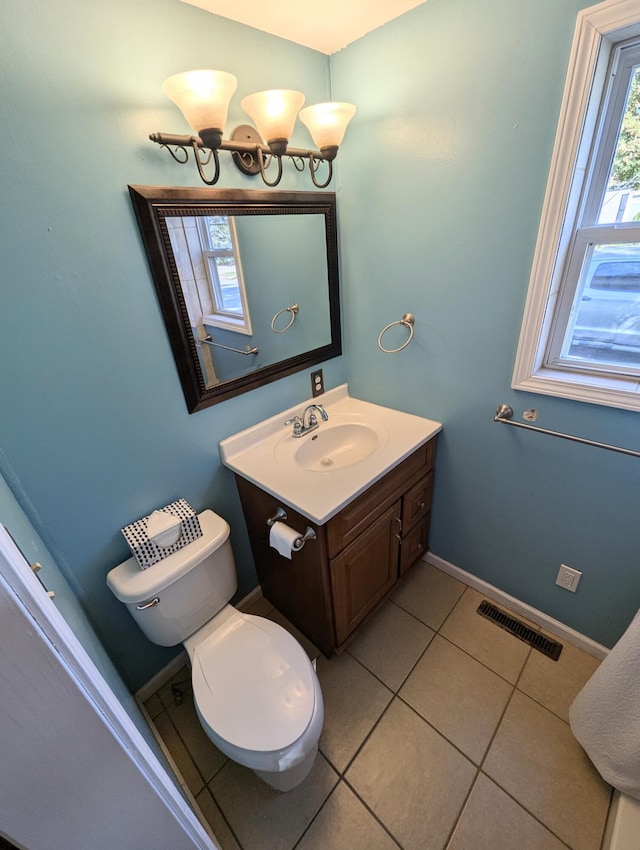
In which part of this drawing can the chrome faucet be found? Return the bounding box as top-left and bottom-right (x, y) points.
(284, 403), (328, 438)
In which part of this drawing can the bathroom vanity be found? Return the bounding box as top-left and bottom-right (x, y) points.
(219, 385), (442, 655)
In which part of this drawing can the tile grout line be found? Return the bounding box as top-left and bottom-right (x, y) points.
(392, 581), (584, 848)
(319, 683), (395, 777)
(394, 692), (480, 770)
(371, 574), (612, 850)
(388, 586), (465, 633)
(341, 776), (406, 850)
(201, 784), (245, 850)
(441, 770), (482, 850)
(451, 622), (572, 844)
(472, 638), (535, 775)
(290, 776), (405, 850)
(147, 683), (241, 849)
(345, 624), (436, 695)
(288, 778), (338, 850)
(139, 703), (227, 847)
(474, 766), (578, 850)
(345, 584), (542, 772)
(474, 650), (606, 850)
(392, 584), (539, 695)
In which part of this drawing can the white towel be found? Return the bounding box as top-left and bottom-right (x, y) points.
(570, 607), (640, 800)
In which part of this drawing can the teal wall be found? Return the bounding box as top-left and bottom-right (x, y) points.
(333, 0), (640, 648)
(1, 0), (639, 698)
(0, 0), (343, 691)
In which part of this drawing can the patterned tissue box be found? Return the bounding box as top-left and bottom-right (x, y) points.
(121, 498), (202, 570)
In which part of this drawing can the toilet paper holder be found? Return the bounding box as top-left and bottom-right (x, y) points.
(267, 507), (288, 526)
(292, 526), (317, 551)
(266, 508), (317, 551)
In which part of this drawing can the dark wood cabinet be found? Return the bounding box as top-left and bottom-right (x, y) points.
(331, 501), (401, 645)
(234, 435), (437, 654)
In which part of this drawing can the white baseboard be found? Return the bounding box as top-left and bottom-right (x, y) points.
(424, 552), (609, 660)
(236, 584), (264, 611)
(135, 691), (219, 847)
(603, 791), (640, 850)
(136, 650), (189, 703)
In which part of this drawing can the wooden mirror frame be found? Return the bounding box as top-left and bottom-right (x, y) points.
(128, 185), (342, 412)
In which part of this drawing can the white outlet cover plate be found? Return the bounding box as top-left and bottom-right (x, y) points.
(556, 564), (582, 592)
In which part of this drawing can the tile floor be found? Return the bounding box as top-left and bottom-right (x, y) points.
(142, 561), (612, 850)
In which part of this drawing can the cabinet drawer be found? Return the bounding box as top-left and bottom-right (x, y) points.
(399, 513), (430, 575)
(327, 439), (435, 558)
(402, 472), (433, 531)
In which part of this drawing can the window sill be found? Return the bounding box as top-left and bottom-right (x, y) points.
(202, 315), (252, 335)
(513, 363), (640, 411)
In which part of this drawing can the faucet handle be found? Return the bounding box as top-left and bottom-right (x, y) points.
(284, 415), (303, 437)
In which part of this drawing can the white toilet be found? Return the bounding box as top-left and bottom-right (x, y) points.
(107, 509), (324, 792)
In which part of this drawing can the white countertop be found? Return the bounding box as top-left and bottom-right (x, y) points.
(219, 384), (442, 525)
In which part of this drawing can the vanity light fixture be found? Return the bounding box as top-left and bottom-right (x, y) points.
(149, 70), (356, 189)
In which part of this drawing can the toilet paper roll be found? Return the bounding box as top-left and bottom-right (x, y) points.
(269, 521), (300, 559)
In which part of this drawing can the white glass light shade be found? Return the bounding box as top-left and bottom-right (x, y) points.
(240, 90), (305, 144)
(299, 102), (356, 150)
(162, 70), (237, 134)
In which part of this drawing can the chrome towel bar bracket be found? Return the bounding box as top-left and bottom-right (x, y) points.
(494, 404), (640, 459)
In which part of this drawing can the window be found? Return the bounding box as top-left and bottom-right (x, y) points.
(198, 216), (252, 334)
(513, 0), (640, 411)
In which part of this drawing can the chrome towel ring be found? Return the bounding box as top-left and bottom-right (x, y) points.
(271, 302), (299, 333)
(378, 313), (415, 353)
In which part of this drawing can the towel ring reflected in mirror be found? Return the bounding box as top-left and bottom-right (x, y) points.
(271, 302), (299, 333)
(127, 186), (342, 412)
(378, 313), (415, 353)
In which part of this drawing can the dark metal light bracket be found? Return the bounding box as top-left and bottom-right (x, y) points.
(230, 124), (265, 175)
(149, 126), (334, 188)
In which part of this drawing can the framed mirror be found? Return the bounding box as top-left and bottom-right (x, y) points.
(128, 185), (341, 412)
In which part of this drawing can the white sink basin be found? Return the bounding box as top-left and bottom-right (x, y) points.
(219, 384), (442, 524)
(274, 417), (390, 472)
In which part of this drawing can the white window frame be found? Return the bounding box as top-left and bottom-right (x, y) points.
(513, 0), (640, 411)
(198, 216), (253, 336)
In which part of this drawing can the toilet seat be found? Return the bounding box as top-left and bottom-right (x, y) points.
(191, 612), (316, 754)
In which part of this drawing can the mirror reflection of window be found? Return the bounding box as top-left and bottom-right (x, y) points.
(129, 184), (341, 411)
(163, 217), (218, 387)
(197, 216), (253, 334)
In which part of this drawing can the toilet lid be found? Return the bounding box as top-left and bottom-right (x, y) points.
(191, 614), (316, 753)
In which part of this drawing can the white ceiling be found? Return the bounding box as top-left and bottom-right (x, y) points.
(180, 0), (428, 54)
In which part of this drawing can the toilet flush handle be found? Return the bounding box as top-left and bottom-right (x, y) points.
(136, 597), (160, 610)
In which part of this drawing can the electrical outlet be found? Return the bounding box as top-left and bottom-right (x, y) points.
(556, 564), (582, 592)
(311, 369), (324, 397)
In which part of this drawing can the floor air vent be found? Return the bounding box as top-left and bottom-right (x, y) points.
(477, 600), (563, 661)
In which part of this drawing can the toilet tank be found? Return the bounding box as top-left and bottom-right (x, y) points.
(106, 509), (237, 647)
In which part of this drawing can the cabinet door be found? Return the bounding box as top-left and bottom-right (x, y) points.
(327, 443), (433, 558)
(330, 501), (401, 646)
